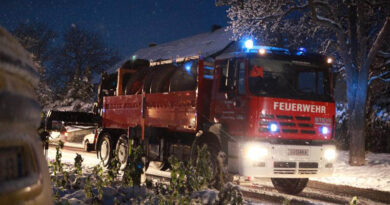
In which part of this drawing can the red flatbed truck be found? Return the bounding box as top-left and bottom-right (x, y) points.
(53, 42), (337, 194)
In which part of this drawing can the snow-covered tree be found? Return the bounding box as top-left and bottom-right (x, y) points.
(51, 25), (120, 111)
(366, 35), (390, 152)
(53, 25), (119, 89)
(12, 22), (57, 108)
(220, 0), (390, 165)
(12, 22), (57, 68)
(33, 61), (54, 109)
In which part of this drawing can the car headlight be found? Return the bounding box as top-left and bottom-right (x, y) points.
(323, 147), (336, 161)
(244, 143), (268, 161)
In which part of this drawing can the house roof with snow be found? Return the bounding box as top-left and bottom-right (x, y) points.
(93, 28), (233, 84)
(134, 27), (233, 61)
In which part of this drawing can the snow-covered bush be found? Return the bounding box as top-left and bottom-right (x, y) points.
(122, 146), (144, 187)
(74, 154), (83, 177)
(367, 100), (390, 153)
(49, 144), (245, 204)
(334, 103), (349, 150)
(151, 145), (244, 204)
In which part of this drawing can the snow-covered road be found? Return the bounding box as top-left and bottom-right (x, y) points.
(312, 151), (390, 192)
(47, 146), (390, 192)
(47, 146), (100, 166)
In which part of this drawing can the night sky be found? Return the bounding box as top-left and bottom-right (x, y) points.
(0, 0), (228, 57)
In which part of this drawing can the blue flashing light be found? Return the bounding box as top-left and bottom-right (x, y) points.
(244, 39), (254, 49)
(268, 123), (279, 132)
(204, 66), (214, 70)
(298, 47), (306, 52)
(321, 127), (329, 135)
(296, 47), (307, 56)
(184, 62), (193, 74)
(245, 45), (290, 55)
(203, 75), (213, 79)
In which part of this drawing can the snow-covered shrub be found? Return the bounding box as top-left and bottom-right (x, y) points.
(367, 100), (390, 152)
(106, 154), (120, 186)
(92, 164), (105, 200)
(153, 145), (243, 205)
(49, 144), (244, 204)
(334, 103), (349, 150)
(122, 146), (144, 187)
(53, 140), (64, 176)
(84, 175), (93, 200)
(74, 153), (83, 177)
(217, 182), (244, 205)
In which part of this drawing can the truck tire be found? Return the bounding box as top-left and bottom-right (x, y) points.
(116, 135), (132, 170)
(271, 178), (308, 195)
(98, 133), (113, 167)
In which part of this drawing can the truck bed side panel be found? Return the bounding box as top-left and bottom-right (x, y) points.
(103, 95), (142, 128)
(145, 91), (196, 132)
(102, 91), (197, 132)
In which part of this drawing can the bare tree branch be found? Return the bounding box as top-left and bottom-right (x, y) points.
(368, 71), (390, 85)
(308, 0), (344, 31)
(377, 50), (390, 58)
(312, 0), (333, 14)
(308, 0), (352, 72)
(364, 0), (389, 7)
(365, 17), (390, 71)
(276, 3), (310, 22)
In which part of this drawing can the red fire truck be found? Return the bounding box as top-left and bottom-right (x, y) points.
(48, 40), (336, 194)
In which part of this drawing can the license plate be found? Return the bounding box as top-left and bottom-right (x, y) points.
(288, 149), (309, 156)
(0, 147), (24, 182)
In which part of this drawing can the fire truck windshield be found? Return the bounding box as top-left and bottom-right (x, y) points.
(249, 57), (332, 101)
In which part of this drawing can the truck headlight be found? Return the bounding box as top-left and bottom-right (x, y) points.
(268, 123), (279, 132)
(321, 126), (329, 135)
(323, 147), (336, 161)
(244, 143), (268, 161)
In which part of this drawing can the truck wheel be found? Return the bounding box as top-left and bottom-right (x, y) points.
(116, 135), (132, 170)
(98, 134), (113, 167)
(271, 178), (308, 195)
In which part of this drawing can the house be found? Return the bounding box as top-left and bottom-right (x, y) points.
(133, 27), (233, 62)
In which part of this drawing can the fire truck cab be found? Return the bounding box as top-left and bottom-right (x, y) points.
(210, 41), (336, 194)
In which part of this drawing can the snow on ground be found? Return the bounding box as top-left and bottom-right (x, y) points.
(48, 147), (390, 195)
(46, 147), (270, 204)
(312, 150), (390, 192)
(47, 147), (100, 166)
(47, 147), (390, 193)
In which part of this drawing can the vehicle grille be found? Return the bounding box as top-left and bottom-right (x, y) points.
(273, 162), (319, 175)
(279, 122), (296, 127)
(301, 130), (315, 134)
(259, 114), (316, 135)
(299, 162), (318, 168)
(274, 162), (296, 168)
(298, 123), (313, 127)
(274, 169), (295, 174)
(282, 129), (298, 133)
(276, 115), (293, 120)
(298, 169), (318, 174)
(295, 116), (311, 121)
